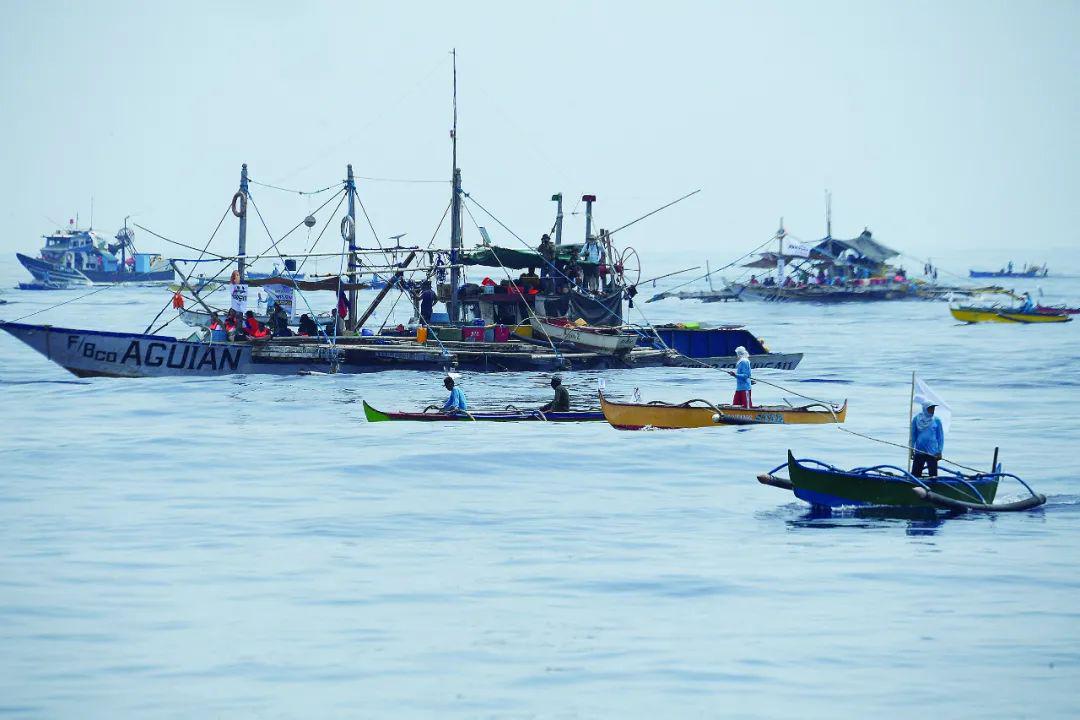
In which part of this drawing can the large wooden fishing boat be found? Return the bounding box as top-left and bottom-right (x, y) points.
(757, 451), (1045, 512)
(950, 306), (1072, 324)
(363, 400), (603, 422)
(598, 392), (846, 430)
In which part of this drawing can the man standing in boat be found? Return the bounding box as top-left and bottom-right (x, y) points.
(538, 234), (556, 279)
(728, 346), (753, 408)
(910, 402), (944, 477)
(539, 375), (570, 413)
(419, 281), (437, 325)
(579, 235), (604, 293)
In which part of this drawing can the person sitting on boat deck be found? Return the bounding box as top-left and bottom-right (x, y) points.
(728, 346), (753, 408)
(442, 376), (467, 414)
(539, 375), (570, 413)
(297, 313), (319, 337)
(749, 274), (759, 286)
(208, 312), (223, 332)
(269, 302), (291, 337)
(579, 236), (604, 293)
(225, 309), (240, 339)
(910, 402), (944, 478)
(518, 266), (541, 292)
(326, 308), (346, 336)
(538, 234), (555, 278)
(244, 310), (261, 337)
(419, 281), (437, 324)
(1020, 291), (1035, 313)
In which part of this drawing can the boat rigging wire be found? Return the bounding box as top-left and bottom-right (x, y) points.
(11, 283), (123, 323)
(647, 232), (781, 300)
(248, 178), (344, 195)
(247, 193), (335, 344)
(294, 190), (349, 276)
(605, 189), (701, 238)
(458, 198), (562, 359)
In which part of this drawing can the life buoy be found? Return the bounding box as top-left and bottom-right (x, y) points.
(172, 292), (185, 309)
(231, 191), (247, 218)
(340, 216), (355, 243)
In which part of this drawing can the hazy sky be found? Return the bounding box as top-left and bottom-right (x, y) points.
(1, 0), (1077, 280)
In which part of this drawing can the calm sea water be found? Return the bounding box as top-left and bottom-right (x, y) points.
(1, 272), (1078, 718)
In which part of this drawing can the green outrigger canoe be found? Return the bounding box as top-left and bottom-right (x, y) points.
(758, 451), (1045, 512)
(363, 400), (605, 422)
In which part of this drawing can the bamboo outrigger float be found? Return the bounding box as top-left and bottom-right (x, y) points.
(758, 451), (1046, 512)
(598, 392), (846, 430)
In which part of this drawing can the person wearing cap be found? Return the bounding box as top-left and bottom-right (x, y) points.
(442, 376), (468, 414)
(540, 375), (570, 413)
(1019, 291), (1035, 313)
(538, 234), (556, 278)
(910, 402), (944, 477)
(728, 346), (753, 408)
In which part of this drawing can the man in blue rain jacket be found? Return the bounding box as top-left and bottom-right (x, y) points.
(442, 376), (467, 415)
(910, 402), (944, 477)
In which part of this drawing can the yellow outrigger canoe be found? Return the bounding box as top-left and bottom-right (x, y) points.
(950, 306), (1072, 324)
(599, 392), (847, 430)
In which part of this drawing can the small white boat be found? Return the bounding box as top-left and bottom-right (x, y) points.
(530, 317), (638, 354)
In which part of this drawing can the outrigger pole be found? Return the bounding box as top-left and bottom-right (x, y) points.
(448, 48), (463, 324)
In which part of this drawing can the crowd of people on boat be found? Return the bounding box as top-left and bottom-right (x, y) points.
(205, 298), (341, 342)
(746, 265), (911, 290)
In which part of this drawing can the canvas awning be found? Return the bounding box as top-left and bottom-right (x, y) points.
(459, 243), (594, 270)
(813, 230), (898, 264)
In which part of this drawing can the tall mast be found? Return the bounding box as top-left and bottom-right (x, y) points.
(777, 217), (785, 283)
(825, 189), (832, 238)
(448, 48), (463, 323)
(237, 163), (249, 281)
(346, 164), (358, 331)
(552, 193), (564, 246)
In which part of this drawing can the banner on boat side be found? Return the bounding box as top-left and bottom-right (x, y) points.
(784, 240), (813, 258)
(230, 284), (248, 315)
(264, 284), (295, 319)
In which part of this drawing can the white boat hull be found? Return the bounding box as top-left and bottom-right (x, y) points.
(531, 319), (638, 354)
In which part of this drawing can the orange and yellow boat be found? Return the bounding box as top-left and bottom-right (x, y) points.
(599, 392), (847, 430)
(950, 306), (1072, 324)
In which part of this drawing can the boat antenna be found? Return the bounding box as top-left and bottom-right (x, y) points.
(448, 48), (463, 323)
(90, 196), (94, 230)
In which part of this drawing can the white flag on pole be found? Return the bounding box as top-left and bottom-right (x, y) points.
(913, 376), (951, 434)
